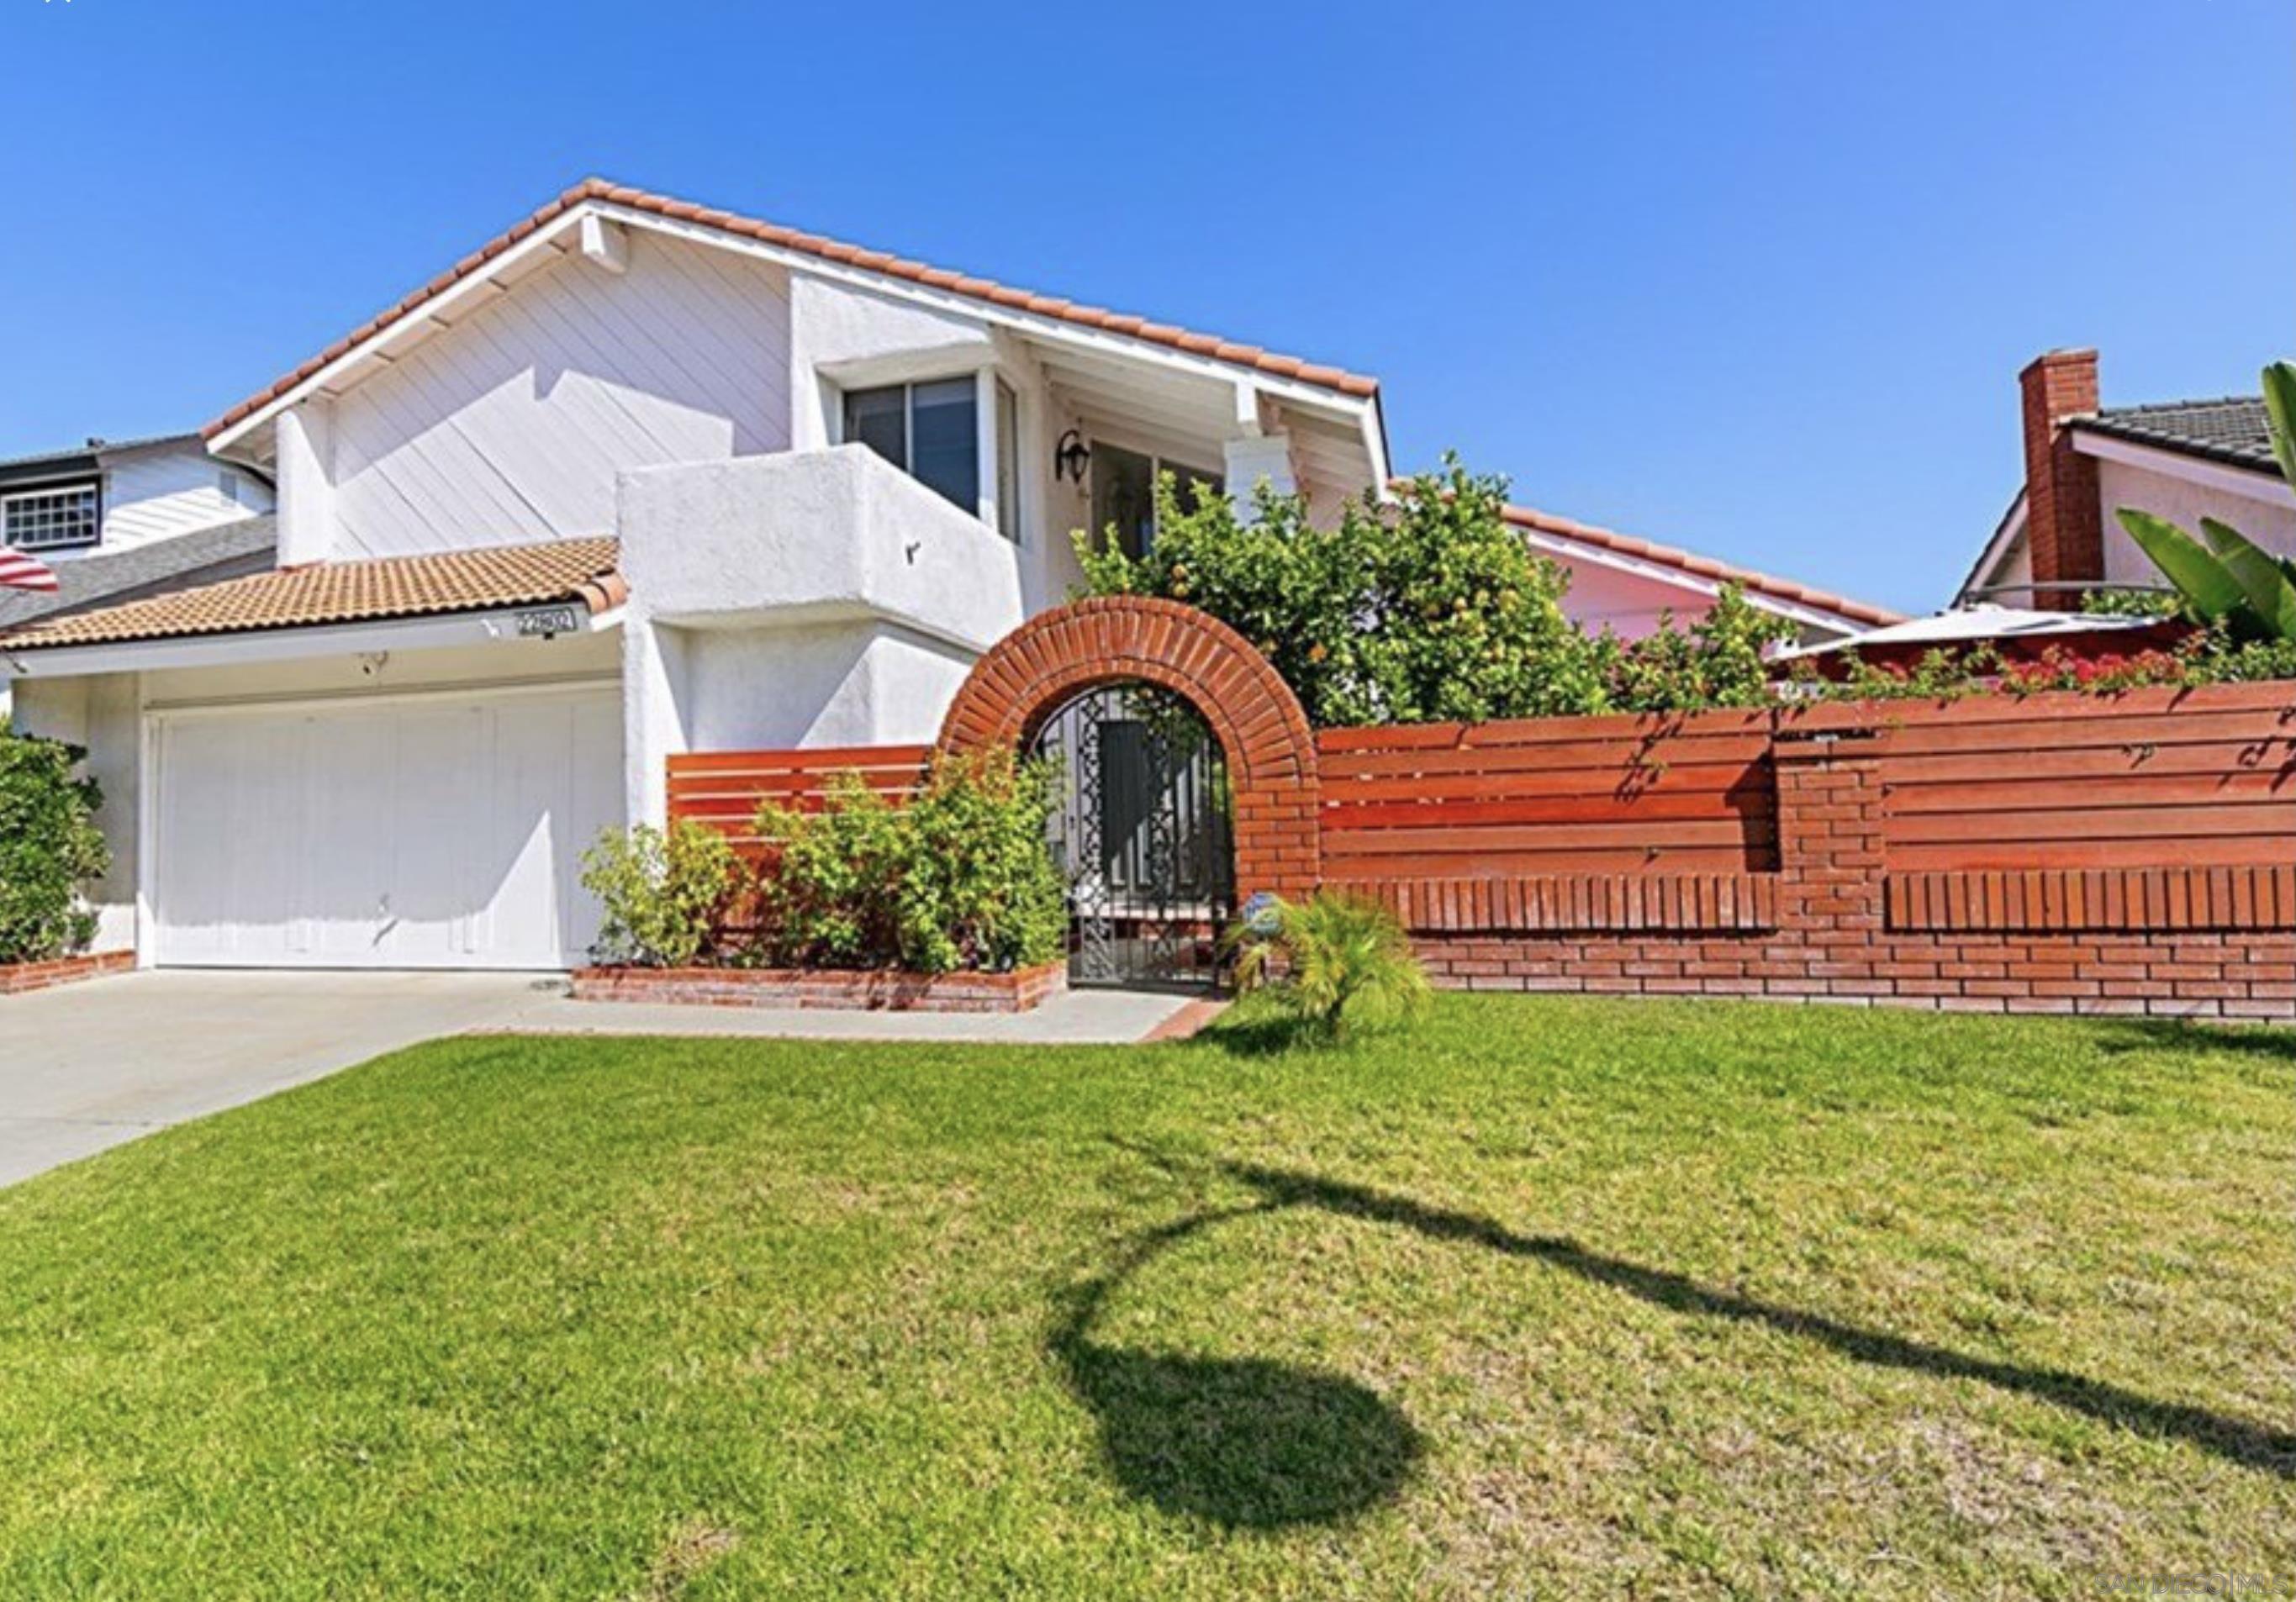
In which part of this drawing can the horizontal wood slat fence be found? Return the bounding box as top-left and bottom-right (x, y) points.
(668, 746), (927, 846)
(667, 677), (2296, 1019)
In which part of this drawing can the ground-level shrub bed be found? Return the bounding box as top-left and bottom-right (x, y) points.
(0, 996), (2287, 1598)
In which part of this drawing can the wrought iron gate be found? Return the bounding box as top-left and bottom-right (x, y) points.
(1033, 684), (1236, 988)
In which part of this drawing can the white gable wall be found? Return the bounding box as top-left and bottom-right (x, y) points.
(99, 443), (274, 554)
(325, 230), (793, 558)
(2094, 456), (2296, 588)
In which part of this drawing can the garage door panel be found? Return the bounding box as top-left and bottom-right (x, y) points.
(154, 688), (620, 970)
(303, 711), (397, 964)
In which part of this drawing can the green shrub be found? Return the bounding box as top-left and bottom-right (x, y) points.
(579, 819), (740, 967)
(897, 751), (1069, 973)
(748, 774), (911, 969)
(1226, 891), (1431, 1040)
(750, 750), (1066, 974)
(0, 732), (110, 967)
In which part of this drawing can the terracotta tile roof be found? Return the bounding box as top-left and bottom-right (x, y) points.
(0, 536), (624, 651)
(1501, 503), (1904, 630)
(207, 179), (1380, 440)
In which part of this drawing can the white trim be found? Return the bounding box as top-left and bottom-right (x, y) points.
(209, 198), (1380, 454)
(142, 671), (620, 719)
(2071, 430), (2296, 509)
(1955, 493), (2029, 604)
(4, 603), (619, 680)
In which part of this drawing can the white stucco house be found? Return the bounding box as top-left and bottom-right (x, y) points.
(2, 178), (1896, 972)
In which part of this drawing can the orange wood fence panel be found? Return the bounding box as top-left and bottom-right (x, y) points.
(1788, 682), (2296, 874)
(667, 746), (929, 845)
(1317, 709), (1778, 880)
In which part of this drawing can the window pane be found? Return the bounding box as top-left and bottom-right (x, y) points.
(995, 379), (1021, 541)
(910, 377), (979, 511)
(4, 484), (99, 551)
(843, 385), (908, 470)
(1091, 443), (1155, 561)
(1169, 461), (1227, 519)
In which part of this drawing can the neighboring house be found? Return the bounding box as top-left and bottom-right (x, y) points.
(0, 178), (1896, 972)
(0, 435), (277, 720)
(1958, 348), (2294, 606)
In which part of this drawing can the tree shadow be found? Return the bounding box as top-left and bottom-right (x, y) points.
(2091, 1017), (2296, 1065)
(1217, 1159), (2296, 1482)
(1048, 1204), (1422, 1529)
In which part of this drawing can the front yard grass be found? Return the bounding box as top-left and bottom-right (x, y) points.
(0, 995), (2288, 1598)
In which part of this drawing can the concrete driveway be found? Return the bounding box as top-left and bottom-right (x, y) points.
(0, 971), (547, 1187)
(0, 970), (1198, 1188)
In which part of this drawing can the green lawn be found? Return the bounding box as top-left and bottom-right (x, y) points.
(0, 997), (2288, 1599)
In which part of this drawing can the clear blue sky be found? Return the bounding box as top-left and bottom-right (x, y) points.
(3, 1), (2288, 612)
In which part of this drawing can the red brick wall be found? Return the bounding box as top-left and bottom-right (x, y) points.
(937, 596), (1322, 901)
(2020, 348), (2103, 598)
(1397, 704), (2296, 1020)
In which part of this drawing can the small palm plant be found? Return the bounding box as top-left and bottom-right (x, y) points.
(2115, 361), (2296, 641)
(1225, 890), (1432, 1040)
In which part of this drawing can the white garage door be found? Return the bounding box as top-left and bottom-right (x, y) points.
(153, 688), (623, 969)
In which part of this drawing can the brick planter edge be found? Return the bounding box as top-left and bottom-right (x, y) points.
(569, 960), (1069, 1014)
(0, 950), (136, 998)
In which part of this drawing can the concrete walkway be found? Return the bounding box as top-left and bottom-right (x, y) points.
(0, 970), (1196, 1187)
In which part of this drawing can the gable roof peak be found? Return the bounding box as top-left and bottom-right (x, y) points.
(204, 176), (1380, 445)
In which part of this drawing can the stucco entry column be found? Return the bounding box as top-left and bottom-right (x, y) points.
(936, 596), (1322, 901)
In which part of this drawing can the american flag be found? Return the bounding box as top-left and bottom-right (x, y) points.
(0, 548), (59, 593)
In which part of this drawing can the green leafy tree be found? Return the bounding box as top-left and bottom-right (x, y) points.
(0, 733), (110, 966)
(1076, 455), (1792, 723)
(1079, 457), (1601, 725)
(2115, 361), (2296, 642)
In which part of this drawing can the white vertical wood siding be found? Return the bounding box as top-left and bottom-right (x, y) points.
(87, 445), (275, 556)
(330, 233), (793, 556)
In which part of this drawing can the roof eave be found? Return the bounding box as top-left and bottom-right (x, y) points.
(206, 182), (1383, 455)
(3, 594), (620, 678)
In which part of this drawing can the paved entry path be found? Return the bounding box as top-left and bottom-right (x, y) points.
(0, 971), (1200, 1187)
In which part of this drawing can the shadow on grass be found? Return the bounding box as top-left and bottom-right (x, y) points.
(1049, 1204), (1422, 1529)
(2093, 1017), (2296, 1065)
(1184, 1010), (1329, 1058)
(1217, 1159), (2296, 1483)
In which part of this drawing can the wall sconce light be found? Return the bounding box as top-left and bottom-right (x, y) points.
(1054, 429), (1092, 486)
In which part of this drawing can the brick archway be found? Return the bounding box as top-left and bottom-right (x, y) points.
(937, 596), (1320, 899)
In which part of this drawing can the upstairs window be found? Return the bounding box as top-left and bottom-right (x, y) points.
(3, 483), (100, 551)
(1090, 443), (1223, 560)
(843, 378), (979, 514)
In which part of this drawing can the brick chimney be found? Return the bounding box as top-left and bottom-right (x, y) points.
(2019, 348), (2102, 601)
